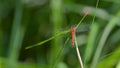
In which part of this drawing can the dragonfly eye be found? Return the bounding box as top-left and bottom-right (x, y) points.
(70, 26), (75, 32)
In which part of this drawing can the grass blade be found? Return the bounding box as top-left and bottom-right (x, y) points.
(7, 1), (24, 68)
(25, 30), (70, 49)
(90, 12), (120, 68)
(84, 23), (99, 65)
(97, 46), (120, 68)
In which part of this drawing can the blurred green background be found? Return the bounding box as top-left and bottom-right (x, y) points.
(0, 0), (120, 68)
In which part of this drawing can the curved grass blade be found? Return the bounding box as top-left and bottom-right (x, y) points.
(25, 30), (70, 49)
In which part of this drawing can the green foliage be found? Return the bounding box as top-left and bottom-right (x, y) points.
(0, 0), (120, 68)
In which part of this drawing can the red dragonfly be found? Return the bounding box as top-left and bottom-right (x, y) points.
(70, 26), (76, 46)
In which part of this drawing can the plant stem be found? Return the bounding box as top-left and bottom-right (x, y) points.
(92, 0), (100, 24)
(75, 14), (87, 29)
(74, 33), (84, 68)
(76, 47), (84, 68)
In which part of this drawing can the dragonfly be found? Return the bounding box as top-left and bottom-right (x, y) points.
(71, 26), (75, 46)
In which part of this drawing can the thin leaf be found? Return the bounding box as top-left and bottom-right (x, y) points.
(90, 11), (120, 68)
